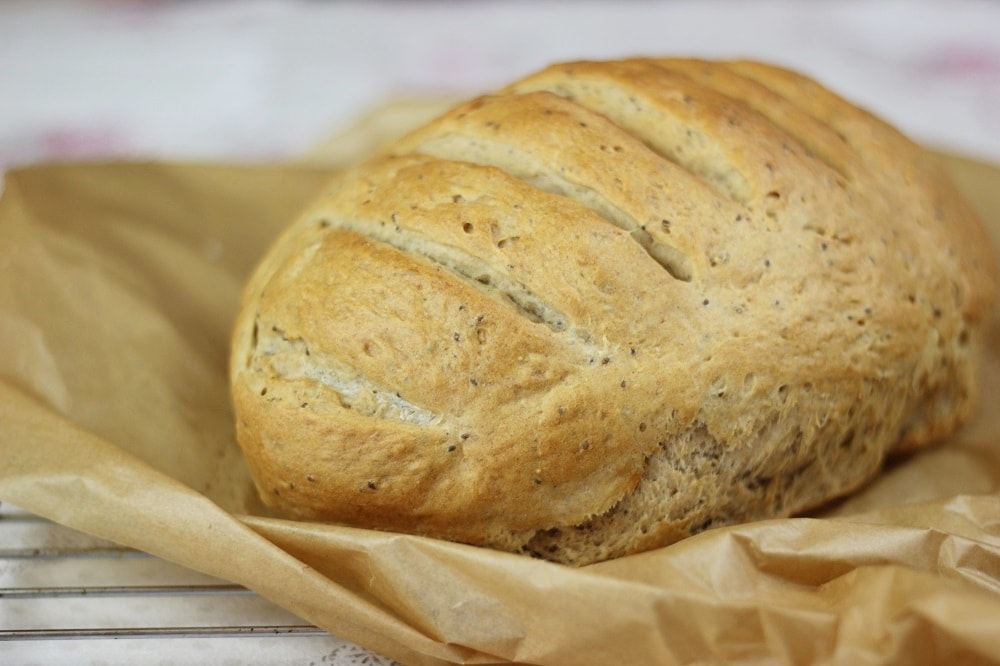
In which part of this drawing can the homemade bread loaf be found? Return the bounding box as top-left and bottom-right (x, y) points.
(230, 58), (996, 566)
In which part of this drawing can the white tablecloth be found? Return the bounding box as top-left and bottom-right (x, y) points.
(3, 0), (1000, 173)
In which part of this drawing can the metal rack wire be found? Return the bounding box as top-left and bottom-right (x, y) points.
(0, 502), (396, 665)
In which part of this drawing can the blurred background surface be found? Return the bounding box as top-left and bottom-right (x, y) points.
(2, 0), (1000, 175)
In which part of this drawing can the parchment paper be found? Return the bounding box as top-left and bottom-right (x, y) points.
(2, 128), (1000, 663)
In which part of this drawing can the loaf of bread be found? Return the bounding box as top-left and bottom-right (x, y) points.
(230, 58), (996, 566)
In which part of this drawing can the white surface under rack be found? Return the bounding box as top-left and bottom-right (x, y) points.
(0, 502), (397, 666)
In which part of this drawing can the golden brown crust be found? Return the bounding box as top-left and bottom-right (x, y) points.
(231, 58), (996, 565)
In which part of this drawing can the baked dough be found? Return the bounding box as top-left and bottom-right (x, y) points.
(230, 59), (996, 565)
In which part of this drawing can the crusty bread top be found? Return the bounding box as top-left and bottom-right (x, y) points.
(230, 59), (996, 564)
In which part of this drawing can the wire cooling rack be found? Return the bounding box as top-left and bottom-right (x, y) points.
(0, 502), (398, 665)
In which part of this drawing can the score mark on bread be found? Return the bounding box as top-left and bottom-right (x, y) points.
(230, 58), (996, 566)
